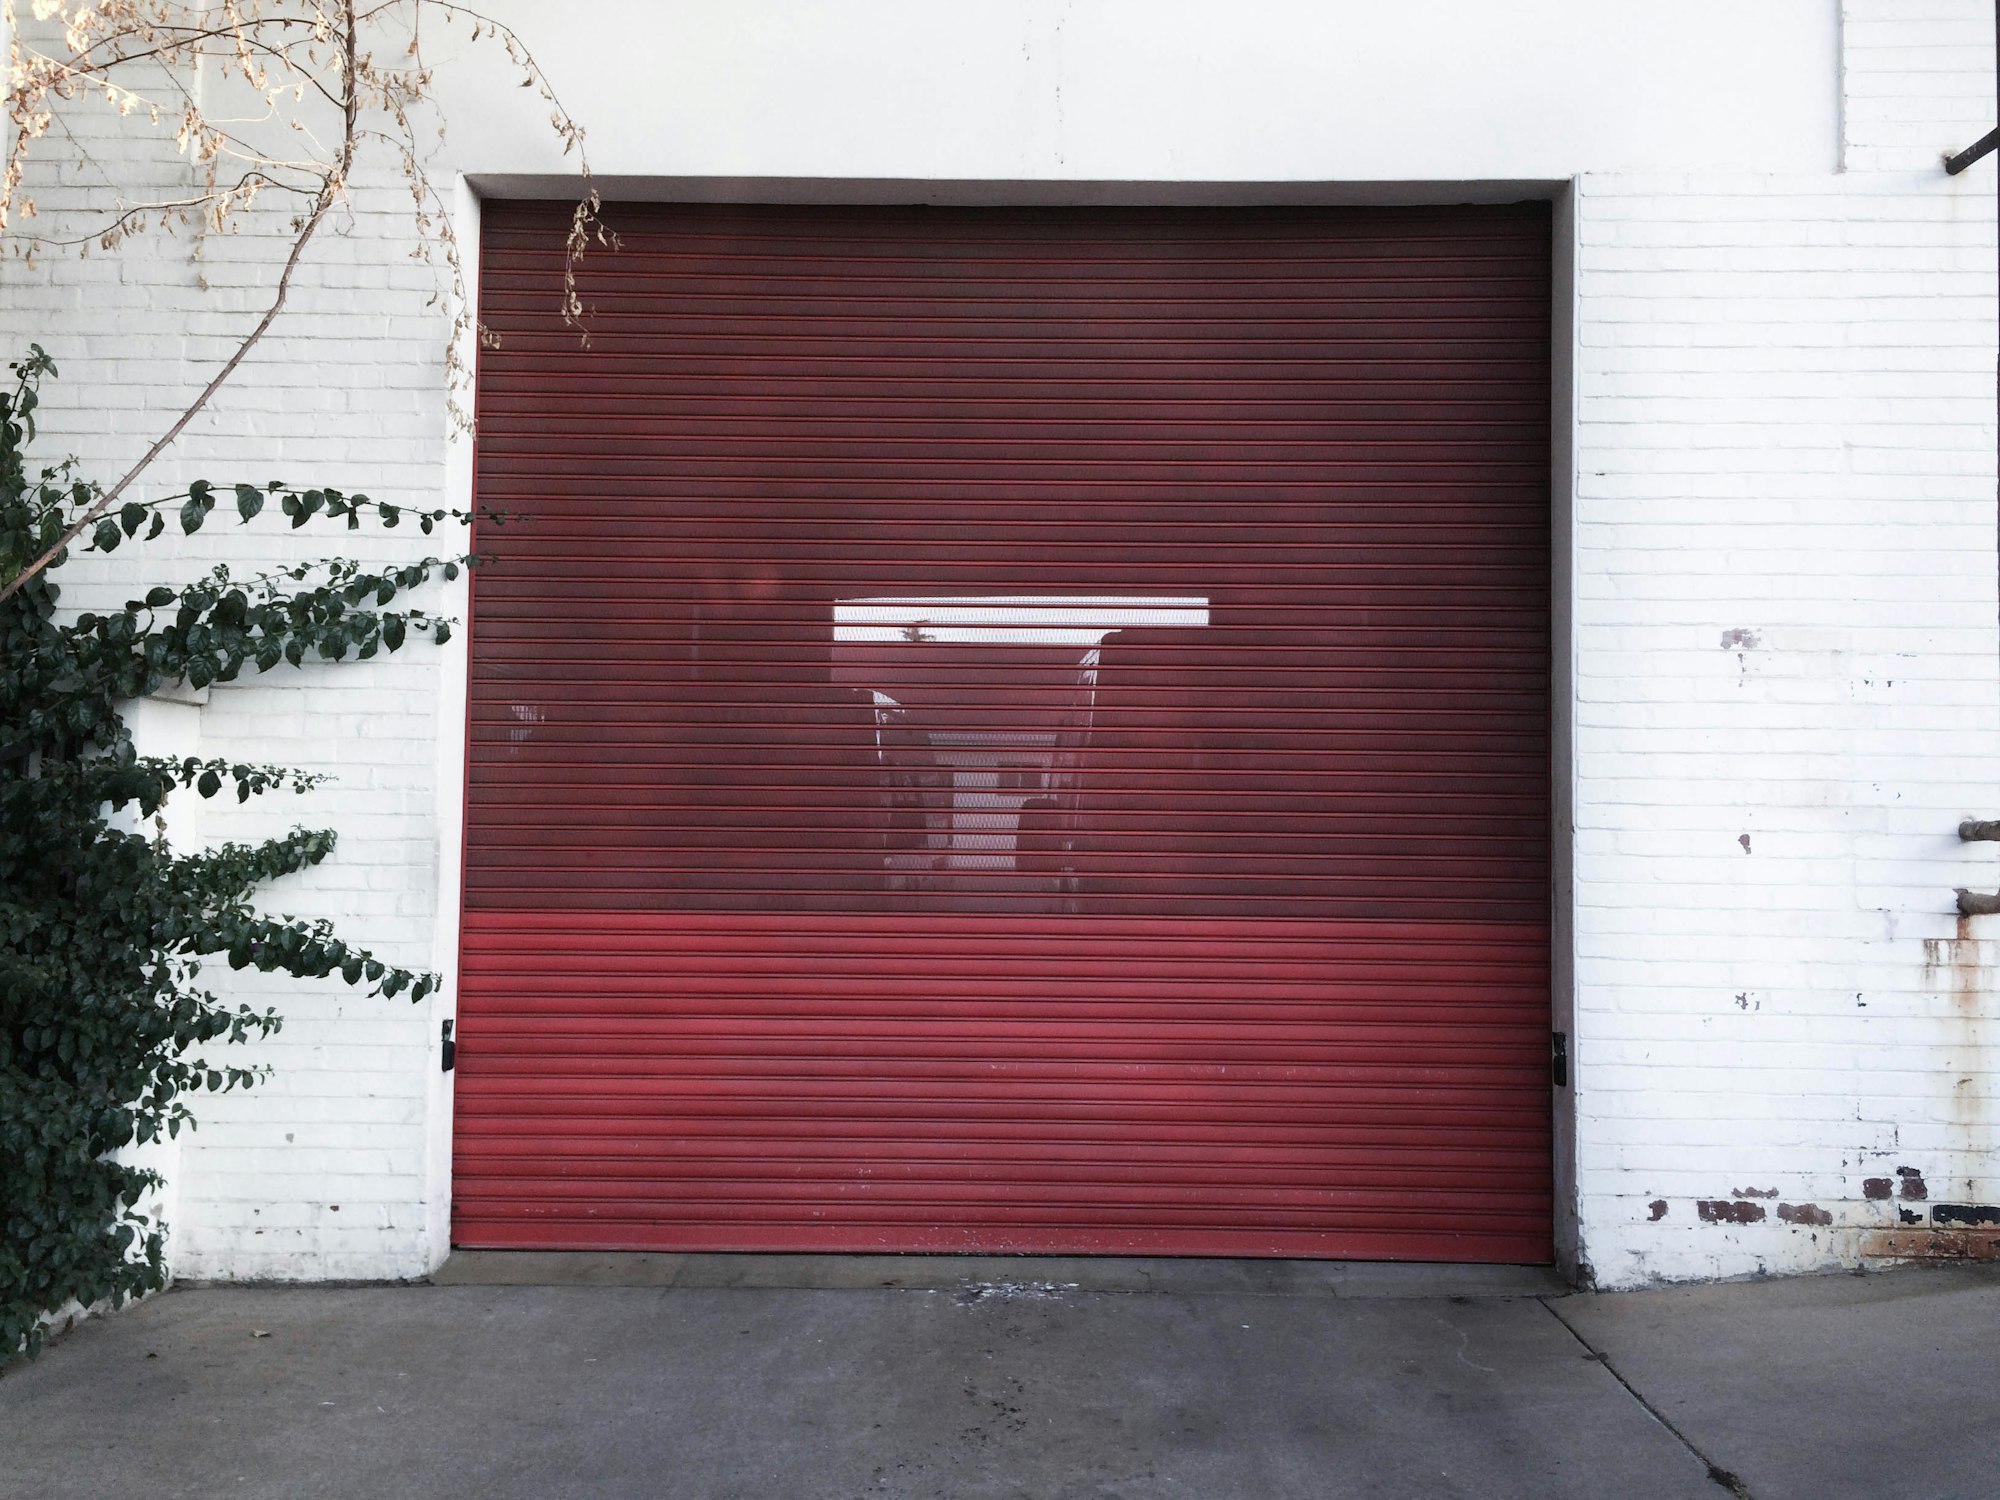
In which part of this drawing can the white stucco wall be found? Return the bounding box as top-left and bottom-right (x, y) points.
(447, 0), (1841, 184)
(2, 0), (1993, 1287)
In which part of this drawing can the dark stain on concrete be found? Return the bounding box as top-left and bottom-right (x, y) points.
(1932, 1205), (2000, 1228)
(1777, 1204), (1832, 1227)
(1901, 1208), (1925, 1225)
(1719, 628), (1761, 650)
(1647, 1200), (1668, 1222)
(1731, 1187), (1778, 1200)
(1738, 834), (1752, 853)
(1896, 1168), (1928, 1202)
(1863, 1178), (1894, 1201)
(1697, 1201), (1767, 1226)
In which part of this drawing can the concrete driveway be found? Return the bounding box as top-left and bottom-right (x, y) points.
(2, 1257), (1995, 1500)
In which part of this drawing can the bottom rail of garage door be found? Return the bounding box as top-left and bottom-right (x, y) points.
(450, 911), (1553, 1263)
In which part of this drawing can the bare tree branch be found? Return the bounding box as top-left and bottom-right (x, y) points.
(0, 0), (606, 597)
(0, 0), (362, 605)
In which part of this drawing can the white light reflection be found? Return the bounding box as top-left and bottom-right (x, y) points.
(834, 595), (1209, 647)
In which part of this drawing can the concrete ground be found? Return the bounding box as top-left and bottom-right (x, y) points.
(2, 1257), (1995, 1500)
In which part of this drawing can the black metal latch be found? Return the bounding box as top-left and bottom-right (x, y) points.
(1551, 1030), (1569, 1089)
(440, 1018), (456, 1073)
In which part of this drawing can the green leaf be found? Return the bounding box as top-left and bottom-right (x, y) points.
(121, 502), (147, 536)
(145, 586), (175, 608)
(92, 519), (121, 551)
(236, 484), (264, 522)
(196, 769), (221, 797)
(146, 511), (165, 539)
(179, 497), (206, 534)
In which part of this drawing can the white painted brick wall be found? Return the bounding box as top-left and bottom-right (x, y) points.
(1, 43), (463, 1280)
(3, 4), (1993, 1286)
(1571, 4), (1998, 1285)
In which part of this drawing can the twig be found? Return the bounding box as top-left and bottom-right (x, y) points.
(0, 0), (360, 606)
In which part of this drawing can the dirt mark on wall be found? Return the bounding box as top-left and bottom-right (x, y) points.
(1883, 918), (1999, 1261)
(1921, 919), (1991, 1180)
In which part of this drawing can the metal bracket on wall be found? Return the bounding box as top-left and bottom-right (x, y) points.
(1956, 821), (2000, 914)
(440, 1018), (456, 1073)
(1946, 0), (2000, 172)
(1945, 126), (1998, 175)
(1551, 1031), (1569, 1089)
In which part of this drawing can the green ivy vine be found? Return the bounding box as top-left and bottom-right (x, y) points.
(2, 346), (469, 1360)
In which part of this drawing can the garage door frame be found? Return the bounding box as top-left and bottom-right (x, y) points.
(426, 177), (1581, 1273)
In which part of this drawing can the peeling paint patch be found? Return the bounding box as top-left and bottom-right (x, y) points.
(1862, 1178), (1894, 1200)
(1720, 628), (1761, 650)
(1932, 1204), (2000, 1227)
(1731, 1187), (1778, 1200)
(1697, 1200), (1767, 1225)
(1777, 1203), (1832, 1226)
(1738, 833), (1752, 853)
(1896, 1167), (1928, 1202)
(1647, 1199), (1668, 1221)
(1900, 1208), (1924, 1225)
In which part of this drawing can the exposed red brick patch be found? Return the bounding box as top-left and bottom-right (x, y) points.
(1861, 1229), (2000, 1262)
(1696, 1200), (1766, 1225)
(1777, 1203), (1832, 1226)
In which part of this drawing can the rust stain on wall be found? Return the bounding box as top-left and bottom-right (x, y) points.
(1860, 1228), (2000, 1262)
(1776, 1203), (1832, 1226)
(1696, 1200), (1766, 1225)
(1862, 1178), (1893, 1200)
(1730, 1186), (1778, 1200)
(1917, 917), (1991, 1247)
(1647, 1199), (1668, 1221)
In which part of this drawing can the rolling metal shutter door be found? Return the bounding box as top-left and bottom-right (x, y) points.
(456, 203), (1552, 1261)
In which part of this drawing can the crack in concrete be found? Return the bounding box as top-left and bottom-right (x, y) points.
(1538, 1296), (1755, 1499)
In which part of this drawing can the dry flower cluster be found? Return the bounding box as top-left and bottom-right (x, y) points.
(0, 0), (607, 602)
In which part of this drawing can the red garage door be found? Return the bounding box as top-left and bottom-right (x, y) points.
(455, 202), (1552, 1261)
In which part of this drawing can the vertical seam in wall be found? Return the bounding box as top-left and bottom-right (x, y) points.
(1550, 175), (1583, 1280)
(1834, 0), (1849, 174)
(423, 174), (483, 1271)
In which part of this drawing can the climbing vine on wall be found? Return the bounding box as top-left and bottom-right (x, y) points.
(0, 348), (468, 1359)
